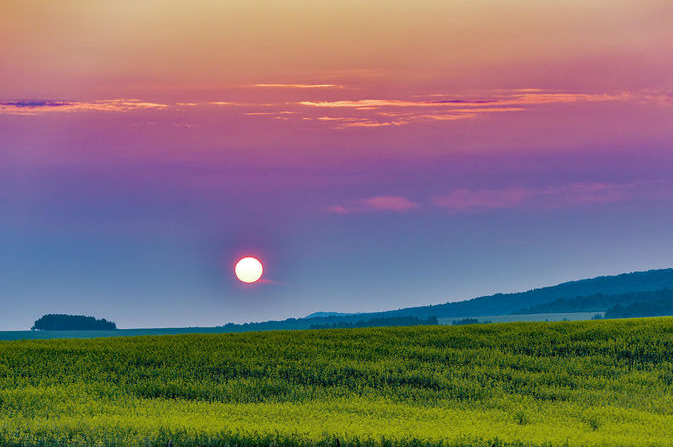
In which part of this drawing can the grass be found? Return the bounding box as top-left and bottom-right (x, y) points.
(0, 327), (234, 341)
(2, 318), (673, 446)
(438, 311), (603, 325)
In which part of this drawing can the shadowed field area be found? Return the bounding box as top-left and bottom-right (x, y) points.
(2, 319), (673, 446)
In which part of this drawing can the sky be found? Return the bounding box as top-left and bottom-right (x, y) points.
(1, 0), (673, 330)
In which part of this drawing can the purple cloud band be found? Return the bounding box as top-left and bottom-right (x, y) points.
(328, 181), (672, 215)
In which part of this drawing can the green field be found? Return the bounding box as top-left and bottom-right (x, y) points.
(438, 312), (604, 325)
(0, 327), (237, 341)
(2, 319), (673, 446)
(0, 313), (603, 342)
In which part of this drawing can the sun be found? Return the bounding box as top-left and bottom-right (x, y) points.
(234, 257), (263, 283)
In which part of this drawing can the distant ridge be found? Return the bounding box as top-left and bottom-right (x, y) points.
(224, 268), (673, 331)
(9, 268), (673, 341)
(304, 312), (356, 319)
(306, 268), (673, 322)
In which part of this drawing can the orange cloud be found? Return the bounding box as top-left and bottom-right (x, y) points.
(300, 99), (444, 109)
(338, 120), (408, 128)
(208, 101), (242, 106)
(295, 91), (640, 129)
(314, 116), (408, 128)
(254, 83), (343, 89)
(298, 92), (630, 110)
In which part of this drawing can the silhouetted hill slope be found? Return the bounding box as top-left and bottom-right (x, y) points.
(307, 268), (673, 322)
(517, 288), (673, 314)
(224, 269), (673, 331)
(304, 312), (355, 319)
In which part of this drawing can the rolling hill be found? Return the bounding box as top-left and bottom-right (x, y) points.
(303, 268), (673, 323)
(6, 268), (673, 340)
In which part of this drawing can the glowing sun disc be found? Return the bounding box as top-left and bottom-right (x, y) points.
(235, 257), (263, 283)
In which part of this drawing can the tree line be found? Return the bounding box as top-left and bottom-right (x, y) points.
(517, 288), (673, 314)
(309, 316), (438, 330)
(31, 314), (117, 331)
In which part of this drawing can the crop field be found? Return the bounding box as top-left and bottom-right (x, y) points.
(0, 327), (236, 342)
(2, 319), (673, 446)
(438, 312), (604, 325)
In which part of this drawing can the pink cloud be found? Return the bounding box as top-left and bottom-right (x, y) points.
(542, 182), (631, 207)
(363, 196), (420, 211)
(327, 196), (420, 214)
(327, 183), (640, 216)
(433, 182), (634, 213)
(325, 205), (351, 214)
(433, 187), (533, 212)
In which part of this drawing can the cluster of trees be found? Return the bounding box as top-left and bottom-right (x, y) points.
(309, 316), (438, 330)
(517, 288), (673, 315)
(31, 314), (117, 331)
(600, 299), (673, 319)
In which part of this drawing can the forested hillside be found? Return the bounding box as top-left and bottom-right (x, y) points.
(517, 288), (673, 314)
(221, 269), (673, 331)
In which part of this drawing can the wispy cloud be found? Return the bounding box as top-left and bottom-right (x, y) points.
(245, 111), (295, 116)
(311, 116), (408, 128)
(433, 187), (534, 212)
(308, 106), (526, 128)
(295, 91), (636, 129)
(0, 100), (71, 109)
(433, 183), (634, 213)
(299, 92), (630, 110)
(208, 101), (242, 106)
(328, 181), (666, 216)
(254, 83), (343, 89)
(300, 99), (440, 109)
(0, 99), (167, 115)
(379, 107), (524, 117)
(338, 120), (408, 128)
(2, 90), (663, 129)
(327, 196), (420, 214)
(364, 196), (420, 211)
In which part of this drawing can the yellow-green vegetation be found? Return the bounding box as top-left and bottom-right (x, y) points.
(2, 319), (673, 446)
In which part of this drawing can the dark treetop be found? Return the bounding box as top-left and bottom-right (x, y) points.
(31, 314), (117, 331)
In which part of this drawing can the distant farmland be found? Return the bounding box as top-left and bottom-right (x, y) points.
(1, 313), (603, 341)
(2, 319), (673, 446)
(439, 311), (604, 325)
(0, 327), (238, 341)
